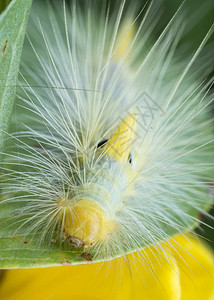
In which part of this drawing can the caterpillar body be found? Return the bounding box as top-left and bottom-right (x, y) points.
(0, 0), (214, 266)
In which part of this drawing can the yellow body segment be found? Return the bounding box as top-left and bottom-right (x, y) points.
(114, 20), (135, 59)
(63, 199), (116, 247)
(104, 114), (136, 162)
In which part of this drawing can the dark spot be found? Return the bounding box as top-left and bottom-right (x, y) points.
(198, 212), (205, 221)
(61, 260), (72, 266)
(81, 253), (93, 262)
(2, 40), (8, 53)
(97, 139), (108, 148)
(128, 153), (132, 164)
(67, 236), (85, 248)
(24, 241), (28, 244)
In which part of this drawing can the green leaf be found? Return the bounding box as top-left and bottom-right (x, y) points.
(0, 0), (213, 269)
(0, 188), (212, 269)
(0, 0), (32, 161)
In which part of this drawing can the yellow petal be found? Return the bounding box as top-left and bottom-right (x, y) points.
(1, 235), (213, 300)
(168, 235), (214, 300)
(0, 246), (180, 300)
(126, 248), (181, 300)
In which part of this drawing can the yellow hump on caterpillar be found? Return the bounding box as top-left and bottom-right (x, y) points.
(114, 20), (135, 59)
(104, 114), (136, 162)
(63, 199), (117, 247)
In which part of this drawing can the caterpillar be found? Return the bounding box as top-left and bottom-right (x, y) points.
(0, 0), (213, 268)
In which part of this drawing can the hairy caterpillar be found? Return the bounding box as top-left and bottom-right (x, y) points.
(0, 0), (214, 269)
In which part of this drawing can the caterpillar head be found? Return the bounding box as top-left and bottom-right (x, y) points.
(57, 114), (136, 251)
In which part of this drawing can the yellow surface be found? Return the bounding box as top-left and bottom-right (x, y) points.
(0, 235), (213, 300)
(169, 235), (214, 300)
